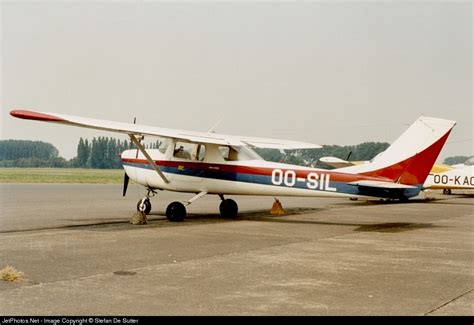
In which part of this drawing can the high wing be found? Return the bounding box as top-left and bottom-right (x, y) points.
(10, 110), (321, 150)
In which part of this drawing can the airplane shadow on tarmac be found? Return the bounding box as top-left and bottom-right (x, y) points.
(236, 214), (437, 234)
(149, 204), (439, 234)
(65, 199), (446, 233)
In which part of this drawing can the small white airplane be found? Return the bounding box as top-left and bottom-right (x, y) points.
(10, 110), (456, 222)
(424, 164), (474, 195)
(320, 158), (474, 195)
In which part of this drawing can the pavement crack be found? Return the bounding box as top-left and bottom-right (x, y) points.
(423, 288), (473, 315)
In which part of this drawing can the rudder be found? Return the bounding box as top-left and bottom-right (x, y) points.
(337, 116), (456, 186)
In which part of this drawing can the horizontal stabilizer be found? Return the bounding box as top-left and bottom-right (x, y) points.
(348, 180), (420, 199)
(348, 180), (417, 189)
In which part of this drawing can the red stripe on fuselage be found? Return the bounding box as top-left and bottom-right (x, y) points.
(10, 110), (65, 123)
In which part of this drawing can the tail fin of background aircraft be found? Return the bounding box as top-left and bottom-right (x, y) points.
(338, 116), (456, 186)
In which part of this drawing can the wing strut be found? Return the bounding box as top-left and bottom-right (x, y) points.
(183, 191), (208, 206)
(128, 134), (170, 184)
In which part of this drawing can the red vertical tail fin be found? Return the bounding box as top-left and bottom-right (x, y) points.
(338, 116), (456, 185)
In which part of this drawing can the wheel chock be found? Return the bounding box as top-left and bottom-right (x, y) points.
(270, 198), (285, 216)
(130, 211), (148, 225)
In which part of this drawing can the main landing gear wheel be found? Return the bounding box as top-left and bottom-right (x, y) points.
(219, 199), (238, 218)
(137, 198), (152, 215)
(443, 189), (452, 195)
(166, 201), (186, 222)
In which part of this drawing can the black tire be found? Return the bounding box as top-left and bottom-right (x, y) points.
(137, 199), (152, 215)
(443, 189), (452, 195)
(166, 201), (186, 222)
(219, 199), (238, 218)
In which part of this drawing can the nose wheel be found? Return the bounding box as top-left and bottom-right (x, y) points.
(136, 188), (156, 215)
(137, 198), (152, 215)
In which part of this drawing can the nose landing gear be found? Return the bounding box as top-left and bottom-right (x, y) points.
(136, 188), (156, 215)
(137, 198), (152, 215)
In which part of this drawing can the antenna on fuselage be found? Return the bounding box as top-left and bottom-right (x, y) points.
(131, 117), (145, 159)
(207, 119), (222, 133)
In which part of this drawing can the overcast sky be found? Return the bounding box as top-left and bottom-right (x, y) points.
(1, 1), (472, 161)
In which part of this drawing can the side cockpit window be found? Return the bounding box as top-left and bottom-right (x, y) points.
(173, 142), (205, 161)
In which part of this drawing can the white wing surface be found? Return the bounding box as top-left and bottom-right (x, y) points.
(10, 110), (321, 150)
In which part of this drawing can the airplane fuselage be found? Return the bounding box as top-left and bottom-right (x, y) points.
(121, 148), (421, 200)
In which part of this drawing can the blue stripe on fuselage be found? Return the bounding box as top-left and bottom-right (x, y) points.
(122, 161), (422, 198)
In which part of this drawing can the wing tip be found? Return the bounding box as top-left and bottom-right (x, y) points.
(10, 109), (65, 122)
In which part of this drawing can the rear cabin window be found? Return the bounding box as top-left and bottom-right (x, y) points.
(218, 146), (230, 160)
(217, 146), (263, 161)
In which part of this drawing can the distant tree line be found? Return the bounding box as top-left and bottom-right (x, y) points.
(72, 137), (161, 169)
(0, 139), (471, 169)
(442, 155), (473, 166)
(0, 138), (160, 169)
(0, 140), (67, 168)
(0, 140), (59, 160)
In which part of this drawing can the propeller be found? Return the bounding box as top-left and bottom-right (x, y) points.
(123, 172), (129, 197)
(346, 151), (352, 162)
(123, 117), (137, 197)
